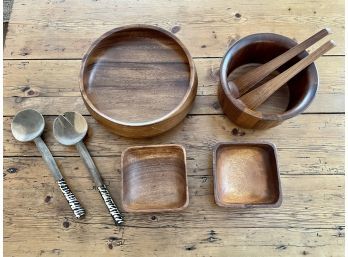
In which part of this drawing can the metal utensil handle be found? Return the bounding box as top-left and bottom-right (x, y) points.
(98, 185), (124, 225)
(33, 137), (85, 218)
(33, 137), (63, 181)
(58, 178), (86, 219)
(75, 141), (103, 187)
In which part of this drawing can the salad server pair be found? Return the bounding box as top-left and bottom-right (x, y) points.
(11, 109), (123, 225)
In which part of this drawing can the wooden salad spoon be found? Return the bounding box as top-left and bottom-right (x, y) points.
(239, 40), (335, 109)
(229, 28), (331, 98)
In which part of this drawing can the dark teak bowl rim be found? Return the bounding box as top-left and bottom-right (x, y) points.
(79, 24), (197, 127)
(220, 32), (319, 121)
(120, 144), (189, 213)
(213, 141), (283, 208)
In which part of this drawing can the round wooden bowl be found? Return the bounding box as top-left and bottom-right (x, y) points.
(80, 25), (197, 138)
(219, 33), (319, 129)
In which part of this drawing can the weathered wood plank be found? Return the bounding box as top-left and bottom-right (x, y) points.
(4, 0), (344, 256)
(4, 226), (345, 257)
(4, 225), (344, 257)
(3, 114), (344, 175)
(4, 57), (344, 98)
(3, 95), (221, 116)
(3, 56), (345, 114)
(4, 0), (344, 58)
(3, 156), (344, 229)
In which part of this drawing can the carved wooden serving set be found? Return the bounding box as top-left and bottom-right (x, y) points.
(11, 25), (334, 225)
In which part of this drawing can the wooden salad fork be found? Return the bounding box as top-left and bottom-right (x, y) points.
(229, 28), (331, 98)
(239, 40), (335, 109)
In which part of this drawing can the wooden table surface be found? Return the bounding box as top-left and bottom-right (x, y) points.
(3, 0), (344, 256)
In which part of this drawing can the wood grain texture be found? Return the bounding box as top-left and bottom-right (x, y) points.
(213, 143), (281, 208)
(4, 115), (344, 176)
(3, 0), (344, 58)
(3, 157), (344, 256)
(4, 56), (344, 114)
(219, 33), (319, 129)
(3, 0), (344, 256)
(239, 40), (335, 110)
(230, 28), (330, 97)
(4, 226), (344, 257)
(79, 25), (198, 138)
(3, 158), (344, 229)
(3, 114), (343, 155)
(121, 145), (188, 212)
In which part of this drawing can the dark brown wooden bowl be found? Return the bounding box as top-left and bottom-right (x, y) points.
(80, 25), (197, 138)
(213, 142), (282, 208)
(121, 144), (189, 212)
(219, 33), (319, 129)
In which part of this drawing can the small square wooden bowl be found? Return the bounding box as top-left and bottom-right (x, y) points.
(121, 144), (189, 212)
(213, 142), (282, 208)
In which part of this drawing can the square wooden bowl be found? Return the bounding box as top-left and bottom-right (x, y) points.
(121, 144), (189, 212)
(213, 142), (282, 208)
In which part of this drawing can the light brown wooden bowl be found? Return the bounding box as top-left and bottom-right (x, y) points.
(219, 33), (319, 129)
(213, 142), (282, 208)
(80, 25), (197, 138)
(121, 144), (189, 212)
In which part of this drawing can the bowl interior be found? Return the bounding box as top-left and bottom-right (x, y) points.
(228, 63), (290, 114)
(122, 145), (188, 212)
(81, 27), (191, 124)
(224, 34), (318, 116)
(214, 143), (281, 207)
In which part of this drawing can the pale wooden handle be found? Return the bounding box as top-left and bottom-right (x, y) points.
(239, 40), (335, 109)
(232, 28), (331, 96)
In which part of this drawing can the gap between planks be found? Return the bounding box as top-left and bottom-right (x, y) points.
(3, 54), (345, 61)
(3, 156), (345, 176)
(2, 112), (345, 118)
